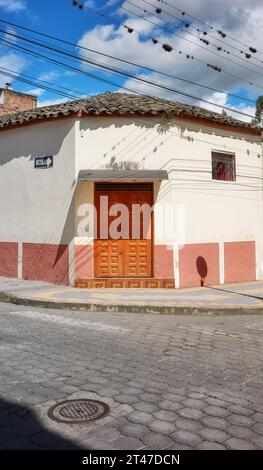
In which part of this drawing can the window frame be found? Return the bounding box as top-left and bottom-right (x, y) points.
(211, 151), (236, 182)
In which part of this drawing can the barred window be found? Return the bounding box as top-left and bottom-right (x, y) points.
(212, 152), (236, 181)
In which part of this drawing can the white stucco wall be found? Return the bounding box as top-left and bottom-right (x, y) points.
(0, 119), (76, 244)
(1, 113), (262, 282)
(74, 115), (263, 280)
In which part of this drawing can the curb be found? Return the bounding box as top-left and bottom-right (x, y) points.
(1, 291), (263, 315)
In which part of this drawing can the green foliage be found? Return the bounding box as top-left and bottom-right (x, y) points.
(255, 96), (263, 124)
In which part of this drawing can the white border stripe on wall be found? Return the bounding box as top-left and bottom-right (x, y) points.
(174, 244), (180, 289)
(18, 242), (23, 280)
(219, 242), (224, 285)
(68, 239), (75, 286)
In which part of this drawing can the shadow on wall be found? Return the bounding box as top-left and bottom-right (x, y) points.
(0, 396), (85, 450)
(204, 284), (263, 301)
(196, 254), (263, 300)
(0, 120), (74, 168)
(22, 184), (77, 285)
(196, 256), (208, 287)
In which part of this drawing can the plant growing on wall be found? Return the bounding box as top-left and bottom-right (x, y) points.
(104, 156), (138, 170)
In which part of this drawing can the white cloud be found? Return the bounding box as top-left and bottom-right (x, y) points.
(0, 0), (26, 13)
(2, 28), (18, 44)
(38, 70), (60, 82)
(77, 0), (263, 122)
(197, 92), (255, 123)
(24, 88), (45, 97)
(0, 52), (27, 88)
(84, 0), (96, 8)
(38, 97), (69, 108)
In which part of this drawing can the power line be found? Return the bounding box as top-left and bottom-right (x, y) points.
(122, 22), (263, 92)
(0, 65), (84, 98)
(103, 0), (263, 90)
(0, 65), (261, 175)
(3, 37), (258, 135)
(0, 66), (80, 100)
(0, 30), (256, 119)
(156, 0), (263, 58)
(140, 0), (263, 67)
(0, 38), (151, 97)
(1, 60), (260, 183)
(0, 19), (258, 104)
(117, 0), (263, 79)
(0, 15), (263, 101)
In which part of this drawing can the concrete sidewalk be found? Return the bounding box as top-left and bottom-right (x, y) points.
(0, 277), (263, 314)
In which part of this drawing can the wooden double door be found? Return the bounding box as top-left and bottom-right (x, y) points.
(94, 183), (153, 278)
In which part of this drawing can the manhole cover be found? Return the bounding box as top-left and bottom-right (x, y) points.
(47, 399), (109, 424)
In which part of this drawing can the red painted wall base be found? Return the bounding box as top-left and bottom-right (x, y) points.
(154, 245), (174, 278)
(179, 243), (220, 288)
(0, 242), (18, 278)
(75, 245), (93, 279)
(224, 241), (256, 283)
(0, 240), (256, 288)
(23, 243), (69, 285)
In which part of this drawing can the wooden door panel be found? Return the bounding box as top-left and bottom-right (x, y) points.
(124, 240), (152, 277)
(94, 183), (153, 278)
(94, 240), (123, 277)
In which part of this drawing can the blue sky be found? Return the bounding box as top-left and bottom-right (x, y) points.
(0, 0), (262, 120)
(0, 0), (122, 103)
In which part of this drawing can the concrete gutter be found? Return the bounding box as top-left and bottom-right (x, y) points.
(1, 290), (263, 316)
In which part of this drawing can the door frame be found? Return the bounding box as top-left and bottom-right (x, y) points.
(94, 181), (154, 278)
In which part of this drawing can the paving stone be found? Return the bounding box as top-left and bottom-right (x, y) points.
(178, 408), (204, 420)
(175, 419), (202, 432)
(227, 414), (255, 427)
(149, 420), (176, 434)
(186, 392), (208, 400)
(158, 400), (173, 410)
(205, 397), (228, 407)
(134, 402), (159, 413)
(251, 436), (263, 449)
(162, 393), (184, 402)
(225, 438), (257, 450)
(144, 387), (162, 395)
(195, 441), (226, 450)
(141, 432), (174, 449)
(227, 425), (257, 440)
(128, 411), (154, 425)
(226, 396), (252, 408)
(201, 416), (228, 430)
(182, 399), (206, 409)
(171, 430), (202, 446)
(252, 412), (263, 423)
(204, 406), (229, 418)
(97, 388), (120, 398)
(198, 427), (228, 442)
(121, 387), (141, 396)
(166, 443), (192, 450)
(83, 427), (121, 443)
(153, 410), (178, 423)
(227, 404), (253, 416)
(170, 401), (184, 411)
(115, 394), (138, 404)
(81, 437), (116, 450)
(111, 437), (145, 450)
(119, 423), (148, 438)
(253, 423), (263, 435)
(139, 393), (159, 403)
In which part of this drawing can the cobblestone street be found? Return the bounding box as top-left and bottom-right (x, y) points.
(0, 302), (263, 450)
